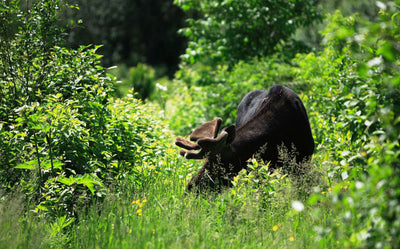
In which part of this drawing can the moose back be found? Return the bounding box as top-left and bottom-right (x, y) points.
(175, 84), (314, 192)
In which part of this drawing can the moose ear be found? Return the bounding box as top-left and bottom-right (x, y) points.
(222, 125), (236, 144)
(189, 118), (222, 142)
(196, 131), (229, 156)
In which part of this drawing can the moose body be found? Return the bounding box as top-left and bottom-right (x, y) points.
(176, 84), (314, 192)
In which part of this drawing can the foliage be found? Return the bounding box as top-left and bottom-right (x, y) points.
(108, 63), (158, 100)
(0, 0), (111, 216)
(175, 0), (321, 66)
(321, 4), (399, 247)
(291, 5), (400, 247)
(0, 0), (171, 218)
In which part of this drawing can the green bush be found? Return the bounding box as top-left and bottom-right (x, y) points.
(0, 0), (171, 218)
(292, 6), (400, 247)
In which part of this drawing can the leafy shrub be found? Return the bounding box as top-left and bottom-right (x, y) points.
(105, 94), (171, 188)
(293, 6), (400, 247)
(0, 0), (171, 218)
(0, 0), (114, 215)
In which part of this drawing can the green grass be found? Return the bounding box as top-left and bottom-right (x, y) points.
(64, 154), (335, 249)
(1, 150), (341, 249)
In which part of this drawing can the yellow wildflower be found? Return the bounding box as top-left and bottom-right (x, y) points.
(289, 236), (295, 242)
(273, 225), (279, 231)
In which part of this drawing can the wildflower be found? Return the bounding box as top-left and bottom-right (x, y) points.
(273, 225), (279, 231)
(152, 229), (156, 234)
(328, 187), (332, 192)
(289, 236), (295, 242)
(137, 209), (142, 216)
(132, 199), (141, 205)
(129, 229), (132, 234)
(292, 201), (304, 212)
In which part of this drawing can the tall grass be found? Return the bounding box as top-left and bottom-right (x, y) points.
(67, 153), (335, 249)
(0, 195), (71, 249)
(0, 130), (340, 249)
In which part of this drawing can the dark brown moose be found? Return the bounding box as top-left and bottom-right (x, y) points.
(175, 84), (314, 192)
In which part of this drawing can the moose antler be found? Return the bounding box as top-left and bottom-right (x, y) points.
(175, 118), (234, 159)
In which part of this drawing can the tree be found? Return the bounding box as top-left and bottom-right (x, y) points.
(175, 0), (321, 66)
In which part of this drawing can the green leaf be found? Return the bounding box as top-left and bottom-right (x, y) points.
(15, 160), (37, 170)
(377, 41), (396, 62)
(357, 63), (368, 78)
(57, 176), (77, 186)
(76, 174), (103, 195)
(36, 205), (49, 211)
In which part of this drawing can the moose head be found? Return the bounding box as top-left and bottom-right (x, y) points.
(176, 118), (238, 191)
(175, 84), (315, 193)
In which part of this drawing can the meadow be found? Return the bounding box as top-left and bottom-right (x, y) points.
(1, 0), (399, 248)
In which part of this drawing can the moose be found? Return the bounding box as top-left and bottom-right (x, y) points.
(175, 84), (314, 192)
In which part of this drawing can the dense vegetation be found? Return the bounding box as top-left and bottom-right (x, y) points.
(1, 0), (399, 248)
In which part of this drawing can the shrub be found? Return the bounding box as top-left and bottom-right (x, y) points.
(295, 6), (400, 247)
(0, 0), (171, 218)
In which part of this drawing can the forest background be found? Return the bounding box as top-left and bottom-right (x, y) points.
(0, 0), (399, 248)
